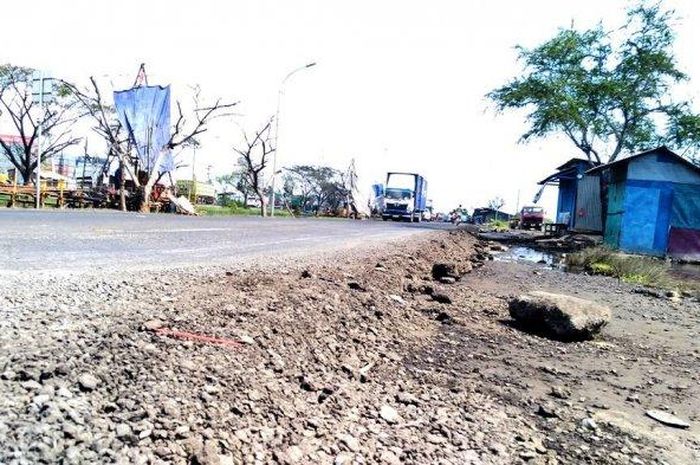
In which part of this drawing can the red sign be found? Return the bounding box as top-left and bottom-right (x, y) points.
(0, 134), (26, 145)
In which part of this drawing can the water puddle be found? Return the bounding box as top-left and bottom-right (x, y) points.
(494, 246), (700, 285)
(492, 246), (562, 267)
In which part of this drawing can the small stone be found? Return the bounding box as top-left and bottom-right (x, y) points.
(379, 451), (400, 464)
(432, 263), (458, 280)
(115, 423), (132, 438)
(77, 373), (99, 391)
(550, 385), (571, 399)
(33, 394), (50, 406)
(154, 447), (171, 458)
(239, 335), (255, 345)
(396, 392), (419, 405)
(335, 453), (352, 465)
(489, 443), (506, 456)
(235, 429), (250, 443)
(347, 281), (366, 291)
(21, 380), (42, 391)
(143, 319), (165, 331)
(646, 410), (690, 429)
(63, 423), (79, 439)
(665, 290), (680, 299)
(581, 418), (598, 430)
(379, 405), (399, 424)
(431, 293), (452, 304)
(339, 434), (359, 452)
(439, 276), (456, 284)
(536, 403), (559, 419)
(286, 445), (304, 463)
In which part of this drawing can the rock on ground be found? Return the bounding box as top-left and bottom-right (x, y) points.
(509, 291), (611, 341)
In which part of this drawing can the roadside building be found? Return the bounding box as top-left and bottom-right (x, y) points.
(536, 158), (602, 232)
(588, 146), (700, 260)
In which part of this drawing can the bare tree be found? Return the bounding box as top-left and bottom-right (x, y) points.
(66, 76), (237, 212)
(487, 196), (505, 214)
(0, 64), (81, 184)
(234, 119), (275, 217)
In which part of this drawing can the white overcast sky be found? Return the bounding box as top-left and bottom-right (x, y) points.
(3, 0), (700, 214)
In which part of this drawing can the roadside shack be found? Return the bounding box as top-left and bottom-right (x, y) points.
(536, 158), (602, 233)
(588, 146), (700, 260)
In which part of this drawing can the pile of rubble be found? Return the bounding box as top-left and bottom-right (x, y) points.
(1, 230), (696, 464)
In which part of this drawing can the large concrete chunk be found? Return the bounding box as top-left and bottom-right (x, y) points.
(509, 291), (611, 341)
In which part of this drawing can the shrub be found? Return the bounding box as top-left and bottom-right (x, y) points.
(487, 219), (510, 232)
(589, 262), (615, 276)
(566, 246), (674, 289)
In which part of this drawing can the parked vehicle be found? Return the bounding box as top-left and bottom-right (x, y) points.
(519, 206), (545, 230)
(176, 180), (217, 205)
(381, 172), (428, 222)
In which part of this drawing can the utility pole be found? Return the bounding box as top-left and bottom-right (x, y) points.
(35, 71), (45, 209)
(191, 145), (197, 203)
(270, 62), (317, 217)
(32, 71), (54, 209)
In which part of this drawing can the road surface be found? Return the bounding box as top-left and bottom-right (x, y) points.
(0, 210), (449, 274)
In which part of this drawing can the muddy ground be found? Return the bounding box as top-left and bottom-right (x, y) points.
(0, 231), (698, 464)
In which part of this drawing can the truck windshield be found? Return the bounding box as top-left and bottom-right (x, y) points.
(385, 188), (412, 200)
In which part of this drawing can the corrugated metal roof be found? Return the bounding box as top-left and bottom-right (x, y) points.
(587, 146), (700, 175)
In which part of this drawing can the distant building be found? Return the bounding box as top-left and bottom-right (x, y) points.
(589, 146), (700, 260)
(537, 158), (602, 232)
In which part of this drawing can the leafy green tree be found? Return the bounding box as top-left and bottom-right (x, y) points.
(284, 165), (347, 215)
(488, 2), (700, 163)
(217, 169), (255, 206)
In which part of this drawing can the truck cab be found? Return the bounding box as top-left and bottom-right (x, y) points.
(381, 172), (428, 222)
(519, 206), (545, 230)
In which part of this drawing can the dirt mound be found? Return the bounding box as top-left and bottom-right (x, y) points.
(2, 230), (698, 464)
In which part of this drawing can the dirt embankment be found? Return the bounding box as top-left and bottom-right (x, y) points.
(1, 231), (698, 464)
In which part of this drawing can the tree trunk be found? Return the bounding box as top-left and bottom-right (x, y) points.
(22, 167), (32, 186)
(119, 157), (127, 212)
(255, 190), (266, 217)
(139, 185), (151, 213)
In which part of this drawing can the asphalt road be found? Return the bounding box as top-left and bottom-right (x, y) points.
(0, 210), (449, 274)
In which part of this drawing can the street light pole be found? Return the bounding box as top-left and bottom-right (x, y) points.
(35, 71), (44, 209)
(270, 62), (316, 217)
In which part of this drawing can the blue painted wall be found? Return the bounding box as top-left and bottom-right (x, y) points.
(606, 150), (700, 257)
(557, 179), (576, 227)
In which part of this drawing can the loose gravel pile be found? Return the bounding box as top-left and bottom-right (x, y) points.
(1, 231), (698, 464)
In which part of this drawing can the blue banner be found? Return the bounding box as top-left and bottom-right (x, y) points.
(113, 85), (173, 173)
